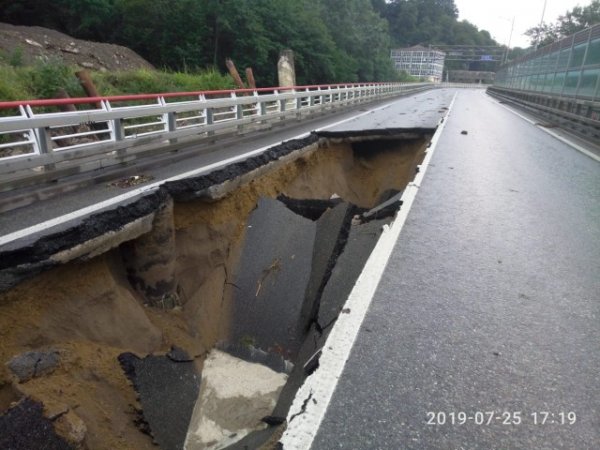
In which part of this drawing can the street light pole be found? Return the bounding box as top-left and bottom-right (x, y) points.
(503, 16), (515, 64)
(535, 0), (548, 50)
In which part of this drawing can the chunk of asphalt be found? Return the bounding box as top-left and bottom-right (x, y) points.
(0, 398), (73, 450)
(361, 190), (403, 222)
(216, 342), (294, 374)
(166, 346), (194, 363)
(317, 219), (389, 331)
(297, 202), (354, 334)
(0, 189), (168, 277)
(377, 188), (402, 204)
(276, 194), (344, 221)
(231, 197), (316, 357)
(117, 352), (199, 450)
(271, 324), (326, 419)
(164, 135), (319, 201)
(7, 349), (60, 382)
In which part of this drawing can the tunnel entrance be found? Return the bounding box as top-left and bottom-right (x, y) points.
(0, 133), (431, 449)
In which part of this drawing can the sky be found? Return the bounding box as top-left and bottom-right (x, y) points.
(454, 0), (588, 48)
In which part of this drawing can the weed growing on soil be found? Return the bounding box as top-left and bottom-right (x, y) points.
(0, 61), (234, 103)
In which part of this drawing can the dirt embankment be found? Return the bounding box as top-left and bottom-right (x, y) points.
(0, 22), (153, 72)
(0, 136), (428, 449)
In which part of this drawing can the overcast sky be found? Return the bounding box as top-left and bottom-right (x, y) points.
(454, 0), (588, 48)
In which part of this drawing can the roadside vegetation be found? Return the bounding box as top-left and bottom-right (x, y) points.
(1, 0), (498, 88)
(0, 54), (234, 102)
(3, 0), (594, 101)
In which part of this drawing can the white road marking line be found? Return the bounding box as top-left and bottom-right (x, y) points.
(279, 92), (457, 450)
(494, 99), (600, 163)
(0, 96), (413, 248)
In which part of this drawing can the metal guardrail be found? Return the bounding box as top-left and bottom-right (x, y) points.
(487, 86), (600, 142)
(0, 82), (433, 191)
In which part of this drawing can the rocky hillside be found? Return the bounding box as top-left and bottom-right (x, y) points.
(0, 22), (153, 71)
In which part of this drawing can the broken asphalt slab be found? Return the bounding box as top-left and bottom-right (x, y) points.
(0, 135), (319, 293)
(7, 349), (60, 382)
(317, 219), (390, 331)
(297, 202), (354, 334)
(275, 194), (343, 221)
(0, 398), (73, 450)
(315, 90), (454, 138)
(231, 197), (316, 357)
(361, 190), (403, 222)
(118, 351), (199, 450)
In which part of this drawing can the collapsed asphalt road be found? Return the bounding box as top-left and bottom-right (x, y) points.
(0, 90), (453, 449)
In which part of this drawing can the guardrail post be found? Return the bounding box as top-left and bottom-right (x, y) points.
(103, 101), (125, 142)
(278, 90), (286, 114)
(166, 112), (177, 144)
(295, 89), (302, 111)
(159, 97), (178, 145)
(34, 126), (56, 173)
(206, 107), (214, 137)
(25, 105), (56, 173)
(111, 118), (125, 141)
(34, 127), (53, 155)
(234, 94), (244, 132)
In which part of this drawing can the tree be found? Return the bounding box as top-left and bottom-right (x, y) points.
(381, 0), (495, 47)
(526, 0), (600, 47)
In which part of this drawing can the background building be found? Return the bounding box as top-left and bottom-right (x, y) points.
(390, 46), (446, 82)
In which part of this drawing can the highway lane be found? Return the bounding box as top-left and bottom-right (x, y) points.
(289, 89), (599, 449)
(0, 89), (452, 250)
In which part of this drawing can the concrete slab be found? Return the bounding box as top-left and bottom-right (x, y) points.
(118, 351), (200, 450)
(231, 198), (316, 357)
(185, 350), (287, 450)
(0, 398), (73, 450)
(217, 342), (293, 374)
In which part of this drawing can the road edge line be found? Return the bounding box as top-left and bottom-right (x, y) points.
(279, 92), (458, 450)
(493, 98), (600, 163)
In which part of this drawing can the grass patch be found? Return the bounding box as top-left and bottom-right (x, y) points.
(0, 59), (235, 104)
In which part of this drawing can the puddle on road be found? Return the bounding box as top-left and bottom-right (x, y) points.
(0, 133), (431, 449)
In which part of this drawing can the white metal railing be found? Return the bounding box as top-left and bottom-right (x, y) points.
(0, 82), (434, 190)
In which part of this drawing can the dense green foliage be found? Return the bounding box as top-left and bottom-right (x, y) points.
(1, 0), (501, 86)
(0, 54), (233, 101)
(525, 0), (600, 47)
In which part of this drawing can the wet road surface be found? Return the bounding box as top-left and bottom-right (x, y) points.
(310, 89), (600, 449)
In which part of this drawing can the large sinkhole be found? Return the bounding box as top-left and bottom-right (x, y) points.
(0, 133), (431, 450)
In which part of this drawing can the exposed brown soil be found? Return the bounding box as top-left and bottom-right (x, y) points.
(0, 22), (153, 71)
(0, 138), (428, 448)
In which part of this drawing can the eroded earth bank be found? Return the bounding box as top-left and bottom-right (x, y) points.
(0, 130), (432, 450)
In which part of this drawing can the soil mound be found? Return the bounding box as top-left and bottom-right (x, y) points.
(0, 22), (153, 71)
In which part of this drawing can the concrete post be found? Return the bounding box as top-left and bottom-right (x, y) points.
(278, 49), (296, 88)
(122, 197), (178, 308)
